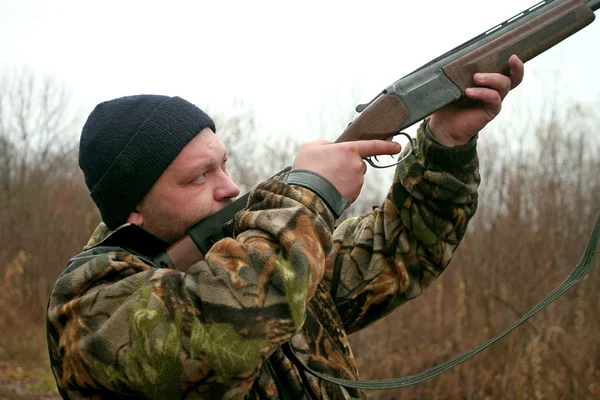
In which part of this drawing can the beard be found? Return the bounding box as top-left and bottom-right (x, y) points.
(139, 201), (197, 244)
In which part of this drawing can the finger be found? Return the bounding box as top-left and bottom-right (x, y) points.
(351, 139), (402, 159)
(508, 54), (525, 89)
(474, 73), (512, 100)
(465, 87), (502, 114)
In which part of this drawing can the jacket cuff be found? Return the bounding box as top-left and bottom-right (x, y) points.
(419, 120), (478, 172)
(285, 169), (349, 218)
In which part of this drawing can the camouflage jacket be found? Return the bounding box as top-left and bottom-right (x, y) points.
(47, 123), (479, 399)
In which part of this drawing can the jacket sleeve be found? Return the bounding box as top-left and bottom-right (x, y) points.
(324, 121), (480, 334)
(46, 178), (335, 399)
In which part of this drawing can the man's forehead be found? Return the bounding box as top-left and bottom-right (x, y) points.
(198, 128), (222, 149)
(173, 128), (226, 167)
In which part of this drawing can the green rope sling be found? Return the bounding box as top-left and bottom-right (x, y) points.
(286, 214), (600, 390)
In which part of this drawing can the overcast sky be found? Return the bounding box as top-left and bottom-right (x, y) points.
(1, 0), (599, 142)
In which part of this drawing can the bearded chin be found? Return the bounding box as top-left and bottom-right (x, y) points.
(141, 208), (194, 245)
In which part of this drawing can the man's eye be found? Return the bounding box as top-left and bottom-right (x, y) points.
(193, 173), (206, 182)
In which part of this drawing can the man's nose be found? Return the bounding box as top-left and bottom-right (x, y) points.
(214, 173), (241, 202)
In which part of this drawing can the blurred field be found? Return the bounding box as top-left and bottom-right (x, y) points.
(0, 362), (59, 399)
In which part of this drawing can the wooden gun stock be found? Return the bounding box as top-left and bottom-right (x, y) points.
(335, 94), (410, 143)
(162, 235), (205, 272)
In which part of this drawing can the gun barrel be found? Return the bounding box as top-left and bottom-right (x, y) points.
(586, 0), (600, 11)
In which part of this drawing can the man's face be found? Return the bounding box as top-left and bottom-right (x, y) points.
(132, 127), (240, 243)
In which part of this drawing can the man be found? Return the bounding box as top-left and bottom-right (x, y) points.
(47, 56), (524, 399)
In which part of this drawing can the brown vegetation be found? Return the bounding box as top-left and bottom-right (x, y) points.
(0, 70), (598, 399)
(349, 102), (600, 399)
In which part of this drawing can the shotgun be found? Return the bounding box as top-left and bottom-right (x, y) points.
(154, 0), (599, 272)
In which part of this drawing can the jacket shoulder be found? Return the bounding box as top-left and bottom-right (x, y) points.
(60, 224), (168, 278)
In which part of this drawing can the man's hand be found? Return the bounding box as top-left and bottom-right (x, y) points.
(292, 140), (401, 204)
(429, 55), (525, 146)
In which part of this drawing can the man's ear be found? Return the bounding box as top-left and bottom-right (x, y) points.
(127, 209), (144, 226)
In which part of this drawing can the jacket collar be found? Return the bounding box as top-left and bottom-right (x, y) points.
(85, 222), (169, 258)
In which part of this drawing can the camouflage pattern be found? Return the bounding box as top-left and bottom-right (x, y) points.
(47, 121), (479, 399)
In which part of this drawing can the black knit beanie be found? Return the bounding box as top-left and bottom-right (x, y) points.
(79, 95), (216, 230)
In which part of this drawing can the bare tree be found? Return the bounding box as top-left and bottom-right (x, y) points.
(0, 68), (90, 360)
(0, 68), (80, 228)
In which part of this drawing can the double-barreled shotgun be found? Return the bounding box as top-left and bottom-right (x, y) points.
(157, 0), (599, 273)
